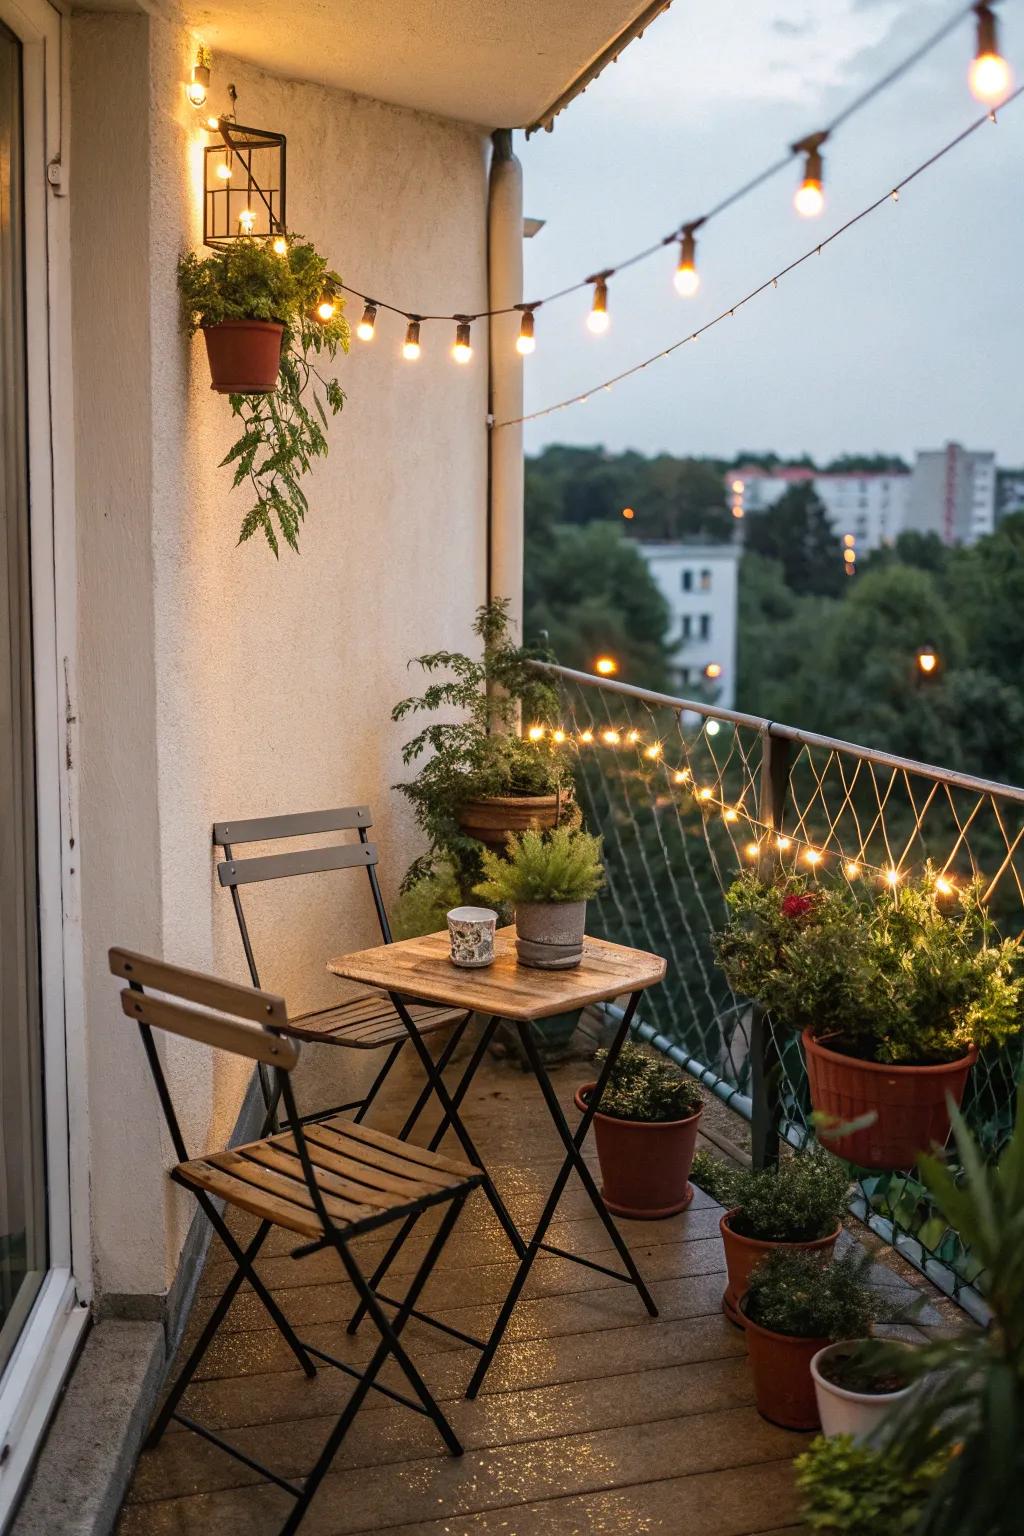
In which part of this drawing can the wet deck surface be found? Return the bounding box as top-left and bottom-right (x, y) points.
(118, 1033), (820, 1535)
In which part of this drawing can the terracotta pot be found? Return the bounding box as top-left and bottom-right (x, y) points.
(720, 1210), (841, 1328)
(811, 1340), (914, 1441)
(574, 1083), (701, 1219)
(515, 900), (586, 969)
(742, 1307), (830, 1430)
(802, 1029), (977, 1169)
(457, 791), (571, 849)
(202, 320), (284, 393)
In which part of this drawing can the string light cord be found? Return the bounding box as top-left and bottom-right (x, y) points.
(337, 1), (983, 330)
(492, 85), (1022, 429)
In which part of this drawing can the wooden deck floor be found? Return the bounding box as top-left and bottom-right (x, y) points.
(118, 1032), (816, 1536)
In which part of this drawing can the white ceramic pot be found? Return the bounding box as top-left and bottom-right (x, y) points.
(811, 1341), (913, 1441)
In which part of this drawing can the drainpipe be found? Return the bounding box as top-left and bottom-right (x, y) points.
(487, 129), (524, 630)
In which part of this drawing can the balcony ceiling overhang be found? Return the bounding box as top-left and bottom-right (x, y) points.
(172, 0), (671, 129)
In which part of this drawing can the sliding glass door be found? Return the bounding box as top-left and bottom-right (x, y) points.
(0, 15), (48, 1379)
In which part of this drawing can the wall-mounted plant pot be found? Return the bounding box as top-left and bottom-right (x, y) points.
(202, 319), (284, 394)
(802, 1029), (977, 1170)
(457, 791), (570, 849)
(719, 1210), (841, 1328)
(741, 1305), (830, 1430)
(575, 1083), (701, 1219)
(516, 900), (586, 969)
(810, 1340), (914, 1441)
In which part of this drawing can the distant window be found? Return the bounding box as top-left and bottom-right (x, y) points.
(681, 615), (692, 640)
(699, 614), (711, 641)
(679, 666), (691, 686)
(681, 570), (693, 592)
(700, 569), (712, 591)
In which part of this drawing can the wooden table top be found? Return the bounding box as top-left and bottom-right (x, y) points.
(327, 928), (666, 1022)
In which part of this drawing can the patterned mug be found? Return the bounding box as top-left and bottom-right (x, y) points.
(447, 907), (498, 968)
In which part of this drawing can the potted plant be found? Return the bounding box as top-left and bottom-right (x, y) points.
(740, 1248), (882, 1429)
(474, 826), (603, 969)
(692, 1147), (849, 1326)
(795, 1434), (947, 1533)
(572, 1041), (704, 1218)
(714, 869), (1023, 1168)
(177, 236), (349, 553)
(810, 1338), (915, 1441)
(394, 601), (575, 892)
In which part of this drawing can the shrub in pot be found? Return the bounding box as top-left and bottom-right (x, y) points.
(573, 1042), (704, 1218)
(810, 1338), (915, 1441)
(177, 236), (349, 554)
(714, 868), (1023, 1168)
(795, 1433), (947, 1534)
(474, 826), (603, 969)
(691, 1147), (849, 1326)
(741, 1248), (882, 1430)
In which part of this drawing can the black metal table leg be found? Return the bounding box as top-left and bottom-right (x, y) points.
(465, 990), (656, 1400)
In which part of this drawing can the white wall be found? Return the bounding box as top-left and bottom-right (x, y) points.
(639, 544), (739, 710)
(70, 11), (491, 1301)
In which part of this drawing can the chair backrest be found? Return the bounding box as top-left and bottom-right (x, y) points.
(109, 946), (298, 1163)
(212, 806), (392, 991)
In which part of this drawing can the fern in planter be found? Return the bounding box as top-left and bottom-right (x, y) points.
(177, 237), (349, 555)
(474, 828), (604, 907)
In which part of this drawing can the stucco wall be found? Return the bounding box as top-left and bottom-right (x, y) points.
(70, 11), (490, 1299)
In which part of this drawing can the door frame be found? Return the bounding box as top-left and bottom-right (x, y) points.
(0, 0), (88, 1520)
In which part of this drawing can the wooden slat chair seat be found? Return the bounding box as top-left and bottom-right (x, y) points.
(174, 1113), (479, 1241)
(112, 947), (483, 1536)
(284, 990), (464, 1049)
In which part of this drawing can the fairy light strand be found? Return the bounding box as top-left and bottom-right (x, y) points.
(492, 88), (1022, 428)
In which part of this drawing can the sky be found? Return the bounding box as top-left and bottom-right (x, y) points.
(518, 0), (1024, 466)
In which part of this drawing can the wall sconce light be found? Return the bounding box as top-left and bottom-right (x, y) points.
(203, 112), (287, 248)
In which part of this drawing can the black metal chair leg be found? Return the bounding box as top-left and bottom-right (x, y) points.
(352, 1039), (404, 1124)
(395, 1012), (473, 1141)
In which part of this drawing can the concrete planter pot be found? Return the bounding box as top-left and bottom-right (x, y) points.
(719, 1211), (842, 1328)
(575, 1084), (701, 1218)
(457, 790), (571, 849)
(515, 900), (586, 969)
(810, 1341), (914, 1441)
(202, 319), (284, 394)
(802, 1029), (977, 1169)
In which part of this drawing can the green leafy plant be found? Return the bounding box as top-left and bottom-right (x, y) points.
(177, 236), (349, 555)
(795, 1435), (947, 1534)
(591, 1041), (703, 1123)
(743, 1248), (884, 1338)
(394, 601), (575, 889)
(713, 867), (1024, 1064)
(692, 1146), (849, 1243)
(474, 827), (603, 907)
(390, 860), (462, 940)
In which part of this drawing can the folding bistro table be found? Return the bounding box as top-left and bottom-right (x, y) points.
(327, 926), (667, 1396)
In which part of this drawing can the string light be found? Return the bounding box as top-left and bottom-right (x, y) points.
(776, 836), (791, 850)
(845, 861), (861, 878)
(272, 236), (288, 256)
(674, 225), (700, 297)
(644, 743), (663, 760)
(622, 506), (635, 520)
(357, 303), (377, 342)
(698, 787), (714, 801)
(885, 868), (901, 887)
(186, 51), (210, 108)
(238, 209), (256, 235)
(935, 875), (955, 895)
(580, 729), (594, 744)
(601, 729), (621, 746)
(402, 320), (421, 361)
(516, 308), (536, 355)
(316, 299), (336, 322)
(595, 656), (618, 676)
(745, 842), (761, 860)
(626, 728), (641, 744)
(804, 848), (822, 865)
(216, 160), (232, 181)
(587, 276), (610, 334)
(724, 808), (739, 822)
(705, 720), (721, 736)
(704, 662), (723, 680)
(673, 769), (691, 785)
(969, 3), (1012, 102)
(452, 318), (473, 365)
(552, 729), (567, 745)
(527, 725), (545, 742)
(793, 133), (827, 217)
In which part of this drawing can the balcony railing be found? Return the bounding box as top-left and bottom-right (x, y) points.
(534, 661), (1024, 1323)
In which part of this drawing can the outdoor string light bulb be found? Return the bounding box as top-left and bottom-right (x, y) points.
(316, 299), (335, 322)
(237, 209), (256, 235)
(452, 319), (473, 364)
(402, 319), (421, 360)
(516, 309), (536, 355)
(272, 236), (288, 256)
(793, 134), (827, 217)
(674, 226), (700, 297)
(356, 303), (377, 341)
(745, 842), (760, 860)
(587, 276), (610, 334)
(216, 160), (232, 180)
(969, 3), (1012, 102)
(704, 662), (722, 680)
(527, 725), (545, 742)
(594, 656), (618, 676)
(845, 861), (861, 878)
(186, 49), (211, 108)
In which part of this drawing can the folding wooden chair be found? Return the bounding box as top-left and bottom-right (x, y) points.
(110, 946), (484, 1536)
(213, 807), (471, 1131)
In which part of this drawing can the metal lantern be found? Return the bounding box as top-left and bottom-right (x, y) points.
(204, 119), (286, 248)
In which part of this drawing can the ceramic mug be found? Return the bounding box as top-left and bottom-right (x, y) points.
(447, 906), (498, 968)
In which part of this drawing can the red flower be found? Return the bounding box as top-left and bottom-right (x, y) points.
(781, 893), (815, 919)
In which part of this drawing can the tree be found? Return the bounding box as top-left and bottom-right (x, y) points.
(525, 446), (731, 543)
(742, 483), (844, 596)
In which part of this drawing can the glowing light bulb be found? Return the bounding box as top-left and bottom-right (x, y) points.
(843, 550), (856, 565)
(357, 303), (377, 342)
(601, 729), (621, 746)
(452, 318), (473, 364)
(206, 116), (221, 131)
(731, 480), (744, 494)
(674, 227), (700, 296)
(724, 808), (738, 823)
(704, 662), (722, 680)
(794, 139), (826, 217)
(272, 236), (288, 256)
(776, 836), (791, 850)
(595, 656), (617, 676)
(402, 320), (421, 360)
(745, 842), (760, 860)
(916, 646), (938, 674)
(885, 868), (900, 887)
(845, 861), (861, 878)
(804, 848), (822, 865)
(527, 725), (545, 742)
(238, 209), (255, 235)
(587, 277), (609, 334)
(186, 78), (208, 108)
(580, 729), (594, 745)
(216, 162), (232, 180)
(626, 729), (640, 744)
(935, 876), (955, 896)
(516, 309), (536, 355)
(622, 507), (635, 520)
(705, 720), (721, 736)
(316, 300), (335, 322)
(644, 743), (662, 760)
(969, 6), (1011, 102)
(698, 787), (713, 801)
(673, 769), (690, 785)
(552, 729), (567, 745)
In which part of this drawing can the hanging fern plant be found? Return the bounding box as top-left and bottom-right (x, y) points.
(177, 236), (349, 555)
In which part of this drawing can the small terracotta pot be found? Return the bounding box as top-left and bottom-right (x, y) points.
(457, 791), (571, 849)
(742, 1307), (830, 1430)
(802, 1029), (977, 1169)
(575, 1084), (701, 1219)
(720, 1211), (841, 1328)
(202, 319), (284, 393)
(811, 1340), (914, 1441)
